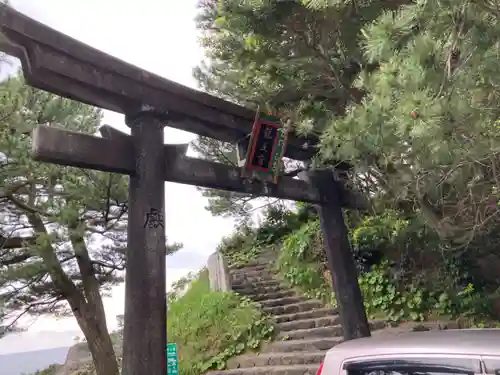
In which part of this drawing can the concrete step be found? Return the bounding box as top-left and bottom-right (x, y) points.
(230, 263), (268, 272)
(259, 296), (306, 309)
(233, 284), (291, 296)
(273, 308), (338, 324)
(229, 255), (276, 270)
(232, 279), (283, 290)
(227, 351), (326, 369)
(209, 364), (320, 375)
(277, 325), (343, 340)
(263, 300), (323, 316)
(262, 336), (343, 353)
(257, 251), (279, 260)
(231, 268), (274, 278)
(232, 277), (276, 286)
(277, 315), (341, 332)
(232, 274), (276, 284)
(251, 289), (297, 302)
(277, 320), (387, 340)
(368, 319), (388, 332)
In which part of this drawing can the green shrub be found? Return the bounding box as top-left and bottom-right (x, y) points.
(167, 270), (274, 375)
(277, 220), (335, 304)
(218, 205), (314, 267)
(276, 215), (495, 324)
(351, 211), (409, 269)
(359, 260), (433, 322)
(254, 205), (315, 247)
(359, 260), (494, 323)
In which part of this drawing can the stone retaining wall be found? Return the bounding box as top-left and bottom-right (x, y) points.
(207, 251), (232, 292)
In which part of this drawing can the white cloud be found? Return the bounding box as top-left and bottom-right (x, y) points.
(0, 0), (236, 353)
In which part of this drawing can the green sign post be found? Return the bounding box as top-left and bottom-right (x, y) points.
(166, 343), (179, 375)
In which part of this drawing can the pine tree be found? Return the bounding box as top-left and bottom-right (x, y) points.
(0, 74), (126, 375)
(195, 0), (407, 126)
(193, 0), (406, 218)
(195, 0), (500, 246)
(320, 0), (500, 243)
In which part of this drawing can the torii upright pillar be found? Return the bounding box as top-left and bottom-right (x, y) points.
(122, 107), (167, 375)
(307, 169), (370, 340)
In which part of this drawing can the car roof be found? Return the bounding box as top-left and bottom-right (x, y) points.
(327, 329), (500, 359)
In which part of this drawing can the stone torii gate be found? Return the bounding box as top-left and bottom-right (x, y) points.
(0, 5), (370, 375)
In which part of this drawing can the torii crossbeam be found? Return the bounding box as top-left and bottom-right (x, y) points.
(32, 125), (363, 207)
(0, 5), (371, 375)
(0, 5), (316, 161)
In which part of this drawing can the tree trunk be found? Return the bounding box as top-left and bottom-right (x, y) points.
(69, 231), (120, 375)
(73, 300), (120, 375)
(22, 200), (120, 375)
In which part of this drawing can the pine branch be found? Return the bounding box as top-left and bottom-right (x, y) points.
(25, 213), (85, 308)
(91, 259), (125, 272)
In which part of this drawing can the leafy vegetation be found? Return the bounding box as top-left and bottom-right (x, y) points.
(167, 270), (274, 375)
(216, 204), (315, 266)
(218, 203), (500, 328)
(358, 262), (494, 324)
(277, 219), (334, 304)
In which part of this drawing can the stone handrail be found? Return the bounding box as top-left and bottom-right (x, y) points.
(207, 251), (232, 292)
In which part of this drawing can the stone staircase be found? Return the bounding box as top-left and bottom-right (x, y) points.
(209, 252), (386, 375)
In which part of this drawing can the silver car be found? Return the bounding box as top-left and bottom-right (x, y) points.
(317, 329), (500, 375)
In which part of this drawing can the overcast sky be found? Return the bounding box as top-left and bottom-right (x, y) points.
(0, 0), (237, 354)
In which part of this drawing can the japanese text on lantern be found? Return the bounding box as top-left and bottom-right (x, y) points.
(242, 112), (288, 183)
